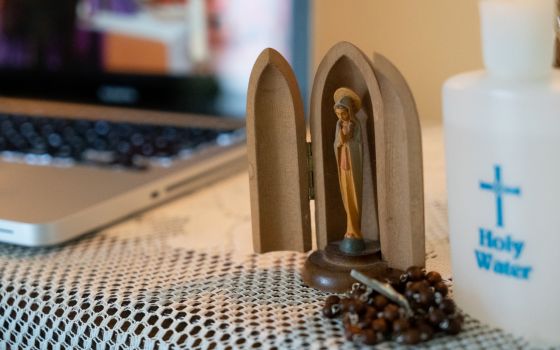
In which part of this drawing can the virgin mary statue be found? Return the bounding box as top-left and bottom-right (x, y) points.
(333, 87), (365, 254)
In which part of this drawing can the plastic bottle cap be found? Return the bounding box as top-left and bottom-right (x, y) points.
(480, 0), (556, 79)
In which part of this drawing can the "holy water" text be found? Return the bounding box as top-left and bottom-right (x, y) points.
(474, 228), (532, 280)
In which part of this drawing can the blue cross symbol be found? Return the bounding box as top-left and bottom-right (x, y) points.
(480, 165), (521, 228)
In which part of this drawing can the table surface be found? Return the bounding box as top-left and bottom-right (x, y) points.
(0, 124), (533, 349)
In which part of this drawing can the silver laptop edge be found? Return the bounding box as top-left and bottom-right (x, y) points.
(0, 98), (246, 246)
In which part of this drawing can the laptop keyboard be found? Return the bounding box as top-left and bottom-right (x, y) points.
(0, 113), (241, 170)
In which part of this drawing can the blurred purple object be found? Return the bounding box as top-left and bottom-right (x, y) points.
(87, 0), (140, 14)
(0, 14), (32, 69)
(0, 35), (32, 69)
(0, 13), (102, 70)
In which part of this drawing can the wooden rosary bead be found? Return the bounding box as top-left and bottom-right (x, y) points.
(358, 319), (373, 330)
(439, 299), (456, 315)
(359, 329), (379, 345)
(406, 280), (430, 299)
(397, 328), (421, 345)
(428, 308), (446, 327)
(392, 318), (410, 333)
(343, 312), (360, 326)
(440, 316), (462, 335)
(425, 271), (442, 285)
(344, 329), (353, 341)
(371, 318), (388, 333)
(322, 305), (333, 318)
(434, 281), (449, 297)
(325, 295), (341, 306)
(418, 322), (435, 341)
(322, 304), (340, 318)
(348, 300), (365, 315)
(406, 266), (425, 281)
(340, 298), (351, 312)
(373, 294), (389, 309)
(363, 306), (377, 320)
(446, 319), (462, 335)
(383, 304), (400, 322)
(415, 288), (435, 307)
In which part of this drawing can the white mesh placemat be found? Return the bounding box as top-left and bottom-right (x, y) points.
(0, 126), (535, 349)
(0, 199), (530, 350)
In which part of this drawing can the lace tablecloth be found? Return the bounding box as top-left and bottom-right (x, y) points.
(0, 126), (532, 349)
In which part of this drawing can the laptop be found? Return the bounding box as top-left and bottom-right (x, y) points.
(0, 0), (309, 246)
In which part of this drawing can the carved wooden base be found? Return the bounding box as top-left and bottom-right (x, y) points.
(302, 240), (402, 293)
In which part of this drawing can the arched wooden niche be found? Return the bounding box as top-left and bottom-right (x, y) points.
(310, 43), (425, 271)
(310, 42), (385, 253)
(246, 43), (424, 273)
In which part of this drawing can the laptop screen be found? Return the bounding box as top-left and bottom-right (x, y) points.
(0, 0), (309, 117)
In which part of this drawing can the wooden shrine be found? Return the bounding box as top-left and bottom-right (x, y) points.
(247, 42), (424, 292)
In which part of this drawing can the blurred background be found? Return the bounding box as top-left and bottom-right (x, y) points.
(315, 0), (559, 123)
(314, 0), (482, 124)
(0, 0), (558, 123)
(0, 0), (309, 117)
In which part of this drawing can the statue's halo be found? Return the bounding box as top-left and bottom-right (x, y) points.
(334, 87), (362, 112)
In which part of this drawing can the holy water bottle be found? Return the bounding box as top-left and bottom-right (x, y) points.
(443, 0), (560, 346)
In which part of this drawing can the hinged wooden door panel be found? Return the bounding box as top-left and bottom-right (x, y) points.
(371, 53), (425, 270)
(247, 49), (311, 253)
